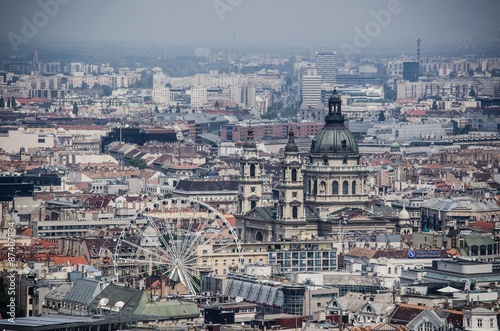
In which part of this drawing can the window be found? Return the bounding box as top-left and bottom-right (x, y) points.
(291, 169), (297, 182)
(342, 181), (348, 195)
(332, 181), (339, 195)
(292, 207), (298, 219)
(251, 201), (256, 209)
(250, 164), (256, 177)
(477, 319), (482, 327)
(490, 319), (494, 328)
(38, 138), (45, 143)
(388, 267), (391, 274)
(352, 181), (356, 195)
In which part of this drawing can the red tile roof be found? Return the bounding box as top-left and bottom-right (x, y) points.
(51, 256), (89, 266)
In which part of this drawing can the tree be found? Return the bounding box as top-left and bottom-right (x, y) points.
(129, 157), (147, 169)
(99, 85), (112, 97)
(6, 97), (11, 108)
(72, 102), (79, 116)
(284, 72), (293, 87)
(45, 107), (49, 113)
(378, 110), (386, 122)
(0, 96), (4, 108)
(469, 87), (476, 98)
(214, 101), (220, 108)
(282, 106), (296, 118)
(468, 69), (474, 77)
(154, 105), (159, 113)
(432, 100), (438, 110)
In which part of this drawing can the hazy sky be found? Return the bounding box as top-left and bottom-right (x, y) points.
(1, 0), (499, 51)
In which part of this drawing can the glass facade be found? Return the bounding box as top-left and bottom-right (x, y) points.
(268, 243), (337, 272)
(282, 286), (306, 315)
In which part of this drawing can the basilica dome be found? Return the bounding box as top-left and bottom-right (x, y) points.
(310, 89), (359, 156)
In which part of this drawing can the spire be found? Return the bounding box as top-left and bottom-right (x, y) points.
(243, 123), (256, 149)
(284, 125), (298, 153)
(288, 125), (295, 144)
(326, 87), (344, 125)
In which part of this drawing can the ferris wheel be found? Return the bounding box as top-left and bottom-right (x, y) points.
(113, 197), (243, 295)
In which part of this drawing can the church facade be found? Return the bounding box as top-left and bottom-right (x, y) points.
(236, 90), (371, 242)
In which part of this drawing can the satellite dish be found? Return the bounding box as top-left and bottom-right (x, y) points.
(235, 296), (244, 303)
(115, 301), (125, 309)
(98, 298), (109, 306)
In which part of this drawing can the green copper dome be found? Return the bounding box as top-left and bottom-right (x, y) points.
(310, 89), (359, 155)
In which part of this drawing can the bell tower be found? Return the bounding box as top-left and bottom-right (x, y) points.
(237, 126), (263, 214)
(277, 129), (305, 223)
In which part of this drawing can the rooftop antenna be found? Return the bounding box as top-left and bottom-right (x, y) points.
(416, 38), (421, 63)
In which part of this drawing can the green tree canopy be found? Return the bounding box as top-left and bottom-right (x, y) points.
(129, 157), (147, 169)
(378, 110), (386, 122)
(72, 102), (79, 116)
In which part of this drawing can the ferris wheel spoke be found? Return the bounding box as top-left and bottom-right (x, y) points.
(118, 258), (170, 266)
(146, 215), (177, 261)
(180, 219), (197, 255)
(131, 224), (174, 261)
(119, 238), (172, 263)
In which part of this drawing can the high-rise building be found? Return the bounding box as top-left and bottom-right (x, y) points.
(403, 62), (419, 82)
(301, 68), (322, 107)
(314, 51), (337, 85)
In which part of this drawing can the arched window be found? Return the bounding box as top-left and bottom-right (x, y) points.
(292, 207), (298, 219)
(332, 181), (339, 195)
(291, 169), (297, 182)
(251, 201), (256, 209)
(352, 181), (356, 195)
(313, 180), (318, 195)
(250, 164), (256, 177)
(342, 181), (349, 195)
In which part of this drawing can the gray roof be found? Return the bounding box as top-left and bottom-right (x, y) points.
(90, 283), (143, 312)
(422, 198), (500, 212)
(198, 132), (227, 144)
(63, 278), (108, 305)
(134, 297), (200, 319)
(0, 315), (120, 330)
(45, 283), (72, 302)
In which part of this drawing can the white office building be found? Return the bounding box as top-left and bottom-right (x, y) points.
(302, 68), (322, 107)
(314, 51), (337, 86)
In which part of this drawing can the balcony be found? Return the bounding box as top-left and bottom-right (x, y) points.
(304, 164), (367, 173)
